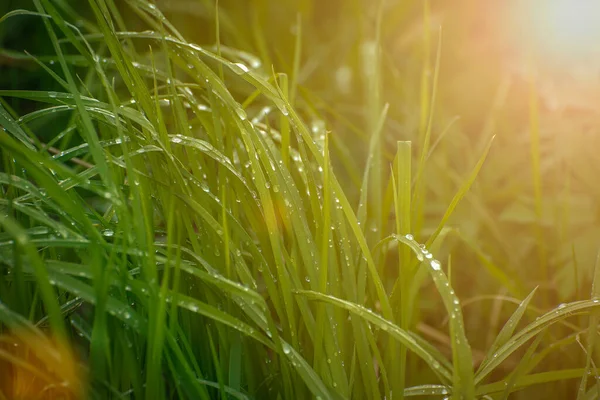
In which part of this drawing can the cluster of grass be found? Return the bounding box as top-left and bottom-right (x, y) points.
(1, 0), (599, 399)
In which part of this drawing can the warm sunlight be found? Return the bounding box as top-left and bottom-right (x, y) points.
(498, 0), (600, 111)
(528, 0), (600, 59)
(0, 330), (85, 399)
(4, 1), (600, 398)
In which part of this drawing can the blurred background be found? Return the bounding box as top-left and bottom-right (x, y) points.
(2, 0), (600, 396)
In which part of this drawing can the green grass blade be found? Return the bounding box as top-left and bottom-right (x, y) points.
(477, 287), (538, 376)
(425, 135), (495, 248)
(297, 290), (452, 382)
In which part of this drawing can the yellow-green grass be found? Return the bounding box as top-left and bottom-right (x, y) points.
(0, 1), (599, 399)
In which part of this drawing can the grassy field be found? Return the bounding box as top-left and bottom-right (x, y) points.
(1, 0), (600, 399)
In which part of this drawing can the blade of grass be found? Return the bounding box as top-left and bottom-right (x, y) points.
(577, 251), (600, 399)
(425, 135), (495, 248)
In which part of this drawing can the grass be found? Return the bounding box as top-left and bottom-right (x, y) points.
(1, 0), (600, 399)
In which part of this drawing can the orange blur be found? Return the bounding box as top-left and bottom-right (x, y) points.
(0, 329), (86, 400)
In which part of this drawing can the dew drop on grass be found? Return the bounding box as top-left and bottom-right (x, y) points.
(231, 62), (250, 74)
(103, 229), (114, 237)
(235, 108), (247, 120)
(171, 135), (183, 144)
(249, 58), (262, 69)
(430, 260), (441, 271)
(282, 343), (292, 355)
(311, 120), (325, 134)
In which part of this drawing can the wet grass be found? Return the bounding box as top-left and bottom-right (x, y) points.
(1, 0), (600, 399)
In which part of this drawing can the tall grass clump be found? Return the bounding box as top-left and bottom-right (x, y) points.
(1, 1), (600, 399)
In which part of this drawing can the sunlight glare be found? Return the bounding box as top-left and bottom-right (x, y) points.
(529, 0), (600, 58)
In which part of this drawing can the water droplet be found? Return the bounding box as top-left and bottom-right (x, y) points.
(430, 260), (441, 271)
(171, 135), (183, 144)
(311, 120), (325, 134)
(282, 343), (292, 355)
(232, 62), (250, 73)
(103, 229), (114, 237)
(249, 58), (261, 69)
(235, 107), (247, 120)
